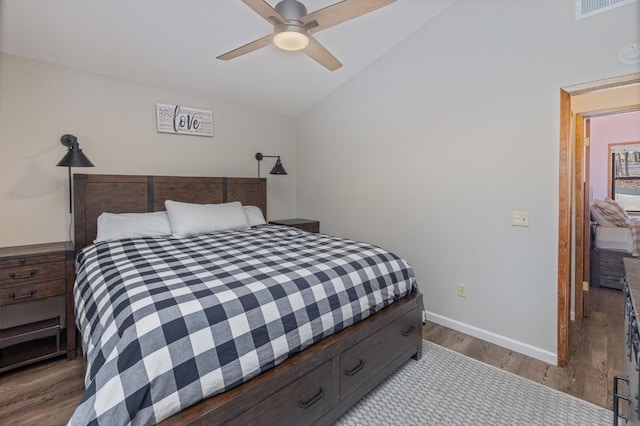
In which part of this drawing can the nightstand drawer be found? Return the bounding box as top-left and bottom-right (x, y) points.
(0, 278), (66, 307)
(0, 261), (66, 286)
(294, 222), (319, 233)
(0, 252), (65, 270)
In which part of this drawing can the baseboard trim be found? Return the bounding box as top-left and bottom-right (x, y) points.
(425, 311), (558, 366)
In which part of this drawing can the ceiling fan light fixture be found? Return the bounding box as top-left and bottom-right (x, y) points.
(273, 24), (309, 51)
(219, 0), (396, 70)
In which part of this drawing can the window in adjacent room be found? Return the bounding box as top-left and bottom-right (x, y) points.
(611, 143), (640, 212)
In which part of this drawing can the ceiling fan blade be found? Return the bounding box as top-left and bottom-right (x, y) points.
(217, 34), (273, 60)
(303, 35), (342, 71)
(242, 0), (286, 25)
(302, 0), (396, 33)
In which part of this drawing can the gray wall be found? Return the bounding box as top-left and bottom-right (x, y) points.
(296, 0), (640, 363)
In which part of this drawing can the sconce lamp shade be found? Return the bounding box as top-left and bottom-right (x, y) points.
(255, 152), (287, 178)
(56, 148), (94, 167)
(269, 158), (287, 175)
(56, 134), (94, 167)
(56, 134), (94, 214)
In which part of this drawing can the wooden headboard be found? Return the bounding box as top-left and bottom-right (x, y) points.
(73, 174), (267, 251)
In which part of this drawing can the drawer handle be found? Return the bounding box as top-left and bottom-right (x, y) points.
(402, 325), (416, 337)
(298, 387), (324, 410)
(614, 375), (631, 425)
(345, 360), (365, 377)
(9, 270), (37, 280)
(8, 290), (37, 300)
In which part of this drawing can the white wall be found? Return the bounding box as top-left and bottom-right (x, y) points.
(0, 54), (297, 247)
(296, 0), (640, 363)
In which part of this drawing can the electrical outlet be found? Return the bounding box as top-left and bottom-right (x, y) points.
(457, 283), (467, 298)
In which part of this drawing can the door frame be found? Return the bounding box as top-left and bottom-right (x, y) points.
(575, 114), (591, 320)
(557, 72), (640, 367)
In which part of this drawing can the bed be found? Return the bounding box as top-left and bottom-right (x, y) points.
(70, 173), (423, 425)
(589, 199), (640, 290)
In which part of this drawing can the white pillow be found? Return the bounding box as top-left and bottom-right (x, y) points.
(165, 200), (250, 237)
(244, 206), (266, 227)
(95, 211), (172, 242)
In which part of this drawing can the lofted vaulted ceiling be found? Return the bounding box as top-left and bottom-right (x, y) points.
(0, 0), (456, 117)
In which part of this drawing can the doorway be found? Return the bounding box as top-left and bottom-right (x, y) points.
(557, 72), (640, 367)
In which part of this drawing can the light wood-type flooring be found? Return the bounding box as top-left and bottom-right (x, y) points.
(0, 286), (623, 424)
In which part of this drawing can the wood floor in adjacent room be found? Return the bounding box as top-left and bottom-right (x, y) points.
(0, 287), (623, 424)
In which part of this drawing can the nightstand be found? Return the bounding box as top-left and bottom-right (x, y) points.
(0, 242), (76, 373)
(269, 218), (320, 233)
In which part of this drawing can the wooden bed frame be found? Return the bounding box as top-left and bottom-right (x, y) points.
(72, 173), (423, 426)
(72, 174), (268, 251)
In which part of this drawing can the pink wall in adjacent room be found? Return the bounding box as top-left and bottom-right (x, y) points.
(590, 111), (640, 201)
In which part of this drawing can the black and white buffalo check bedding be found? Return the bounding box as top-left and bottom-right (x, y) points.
(70, 225), (417, 425)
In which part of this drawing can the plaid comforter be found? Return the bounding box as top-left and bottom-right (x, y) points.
(70, 225), (417, 425)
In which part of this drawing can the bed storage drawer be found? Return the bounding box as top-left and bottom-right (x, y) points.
(339, 307), (418, 399)
(592, 248), (633, 290)
(227, 360), (332, 426)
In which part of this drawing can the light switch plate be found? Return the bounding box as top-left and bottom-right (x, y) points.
(512, 211), (530, 227)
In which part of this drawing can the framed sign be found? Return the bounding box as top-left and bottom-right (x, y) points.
(156, 103), (213, 137)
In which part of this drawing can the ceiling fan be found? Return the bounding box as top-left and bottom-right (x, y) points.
(217, 0), (396, 71)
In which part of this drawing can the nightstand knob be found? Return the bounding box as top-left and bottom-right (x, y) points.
(19, 258), (26, 264)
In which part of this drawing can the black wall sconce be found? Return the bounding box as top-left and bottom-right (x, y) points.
(56, 134), (94, 213)
(255, 152), (287, 178)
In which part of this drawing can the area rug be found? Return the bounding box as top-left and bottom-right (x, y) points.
(335, 341), (611, 426)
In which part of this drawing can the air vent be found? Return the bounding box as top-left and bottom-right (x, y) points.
(575, 0), (638, 20)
